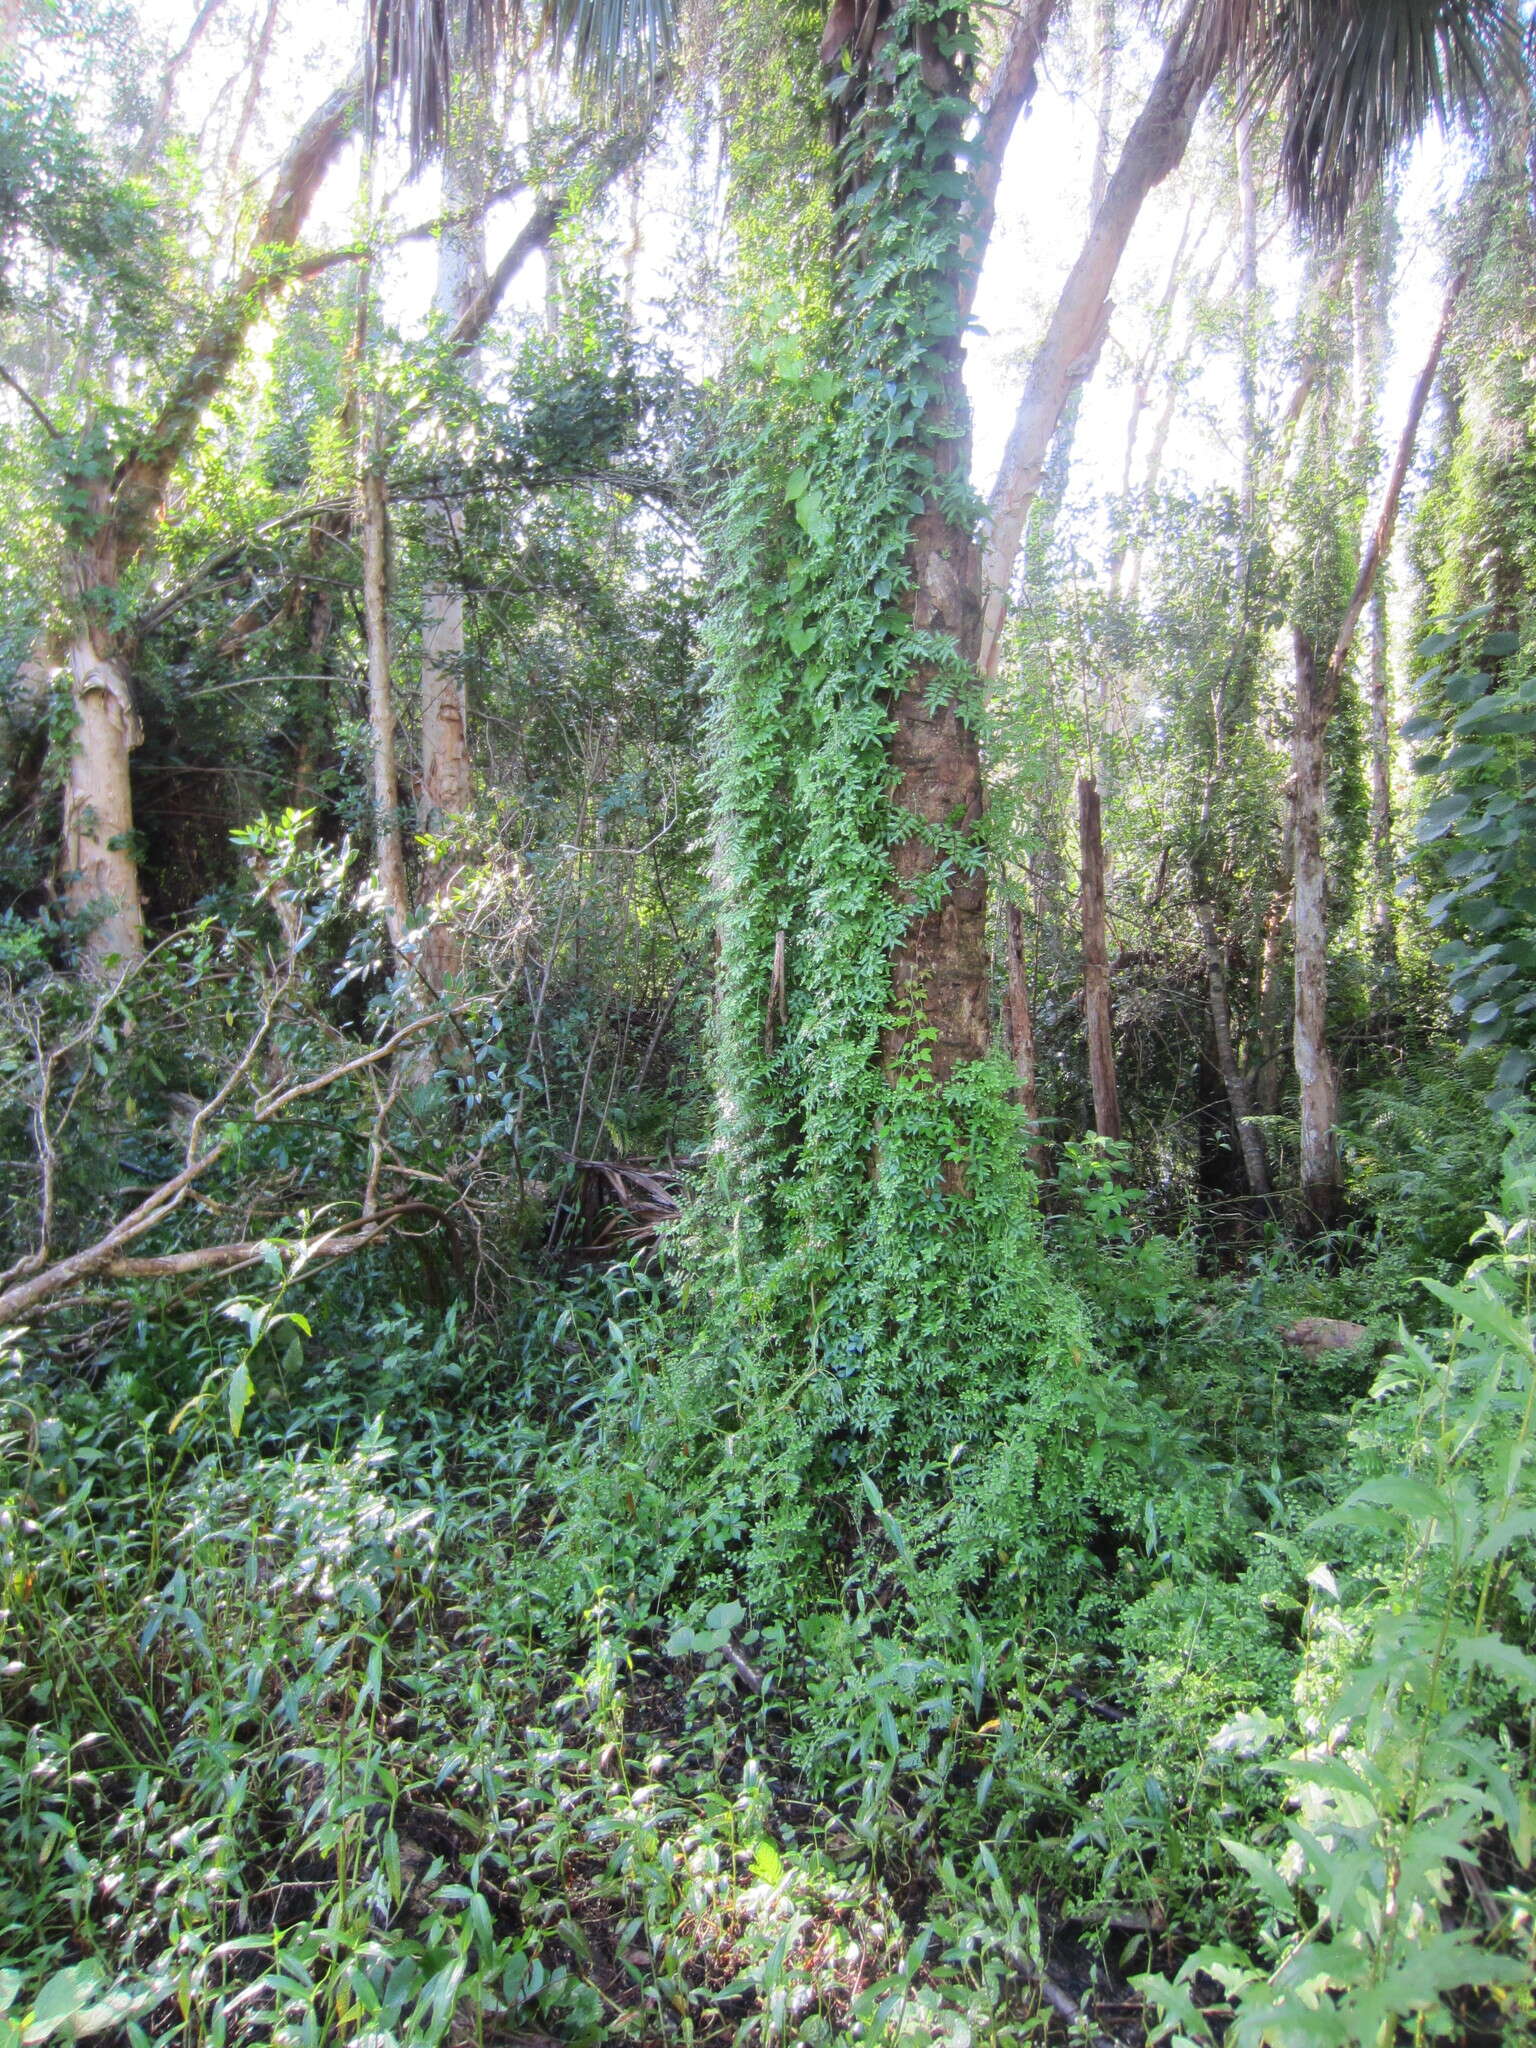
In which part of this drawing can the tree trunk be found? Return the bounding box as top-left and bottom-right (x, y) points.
(1195, 902), (1269, 1200)
(362, 465), (411, 956)
(976, 0), (1212, 677)
(877, 9), (1029, 1086)
(881, 311), (987, 1079)
(48, 78), (359, 969)
(1365, 581), (1397, 962)
(1004, 899), (1048, 1175)
(1078, 774), (1121, 1141)
(60, 498), (144, 972)
(1290, 631), (1338, 1231)
(1288, 270), (1463, 1232)
(1252, 864), (1291, 1119)
(417, 138), (489, 994)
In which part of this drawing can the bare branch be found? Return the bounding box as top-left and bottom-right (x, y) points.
(0, 1006), (465, 1327)
(112, 72), (364, 560)
(0, 363), (65, 439)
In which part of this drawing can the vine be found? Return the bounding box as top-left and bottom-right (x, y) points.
(675, 0), (1098, 1599)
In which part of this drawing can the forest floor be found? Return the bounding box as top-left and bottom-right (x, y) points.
(6, 1128), (1536, 2045)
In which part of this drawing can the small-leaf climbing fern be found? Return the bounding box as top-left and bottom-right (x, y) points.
(667, 0), (1102, 1611)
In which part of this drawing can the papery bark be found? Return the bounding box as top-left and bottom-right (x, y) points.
(53, 78), (359, 970)
(1290, 632), (1338, 1229)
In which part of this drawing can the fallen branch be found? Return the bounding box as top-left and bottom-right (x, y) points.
(101, 1202), (439, 1283)
(0, 1007), (464, 1327)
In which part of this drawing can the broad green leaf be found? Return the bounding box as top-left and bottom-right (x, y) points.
(1453, 1634), (1536, 1699)
(1334, 1474), (1452, 1524)
(1219, 1835), (1292, 1914)
(227, 1361), (253, 1439)
(1420, 1276), (1532, 1358)
(1416, 794), (1472, 842)
(1471, 1508), (1536, 1563)
(24, 1964), (104, 2042)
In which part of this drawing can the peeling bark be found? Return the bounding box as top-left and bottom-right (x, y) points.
(417, 133), (489, 994)
(1365, 583), (1397, 960)
(52, 77), (359, 970)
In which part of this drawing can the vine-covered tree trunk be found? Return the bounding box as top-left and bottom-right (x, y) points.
(1079, 773), (1121, 1141)
(703, 0), (1089, 1445)
(872, 9), (991, 1083)
(1365, 583), (1397, 961)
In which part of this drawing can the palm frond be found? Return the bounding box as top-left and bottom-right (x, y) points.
(366, 0), (675, 163)
(1177, 0), (1519, 231)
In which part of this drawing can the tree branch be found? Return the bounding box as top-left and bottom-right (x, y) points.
(1321, 268), (1466, 709)
(111, 72), (363, 560)
(0, 363), (66, 439)
(959, 0), (1059, 321)
(0, 1005), (463, 1327)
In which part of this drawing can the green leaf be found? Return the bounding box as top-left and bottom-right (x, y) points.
(25, 1965), (104, 2043)
(1335, 1474), (1453, 1524)
(1416, 794), (1473, 842)
(1219, 1834), (1293, 1915)
(1420, 1276), (1532, 1358)
(227, 1361), (253, 1439)
(1453, 1635), (1536, 1699)
(1495, 1051), (1535, 1091)
(1471, 1508), (1536, 1564)
(1444, 670), (1492, 703)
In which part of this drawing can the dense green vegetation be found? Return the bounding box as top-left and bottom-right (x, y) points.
(2, 0), (1535, 2040)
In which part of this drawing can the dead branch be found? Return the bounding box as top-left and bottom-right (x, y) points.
(0, 1007), (464, 1328)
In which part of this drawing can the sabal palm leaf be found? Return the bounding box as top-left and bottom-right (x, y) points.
(1186, 0), (1519, 228)
(367, 0), (676, 159)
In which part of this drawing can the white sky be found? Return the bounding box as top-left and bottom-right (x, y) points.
(44, 0), (1482, 556)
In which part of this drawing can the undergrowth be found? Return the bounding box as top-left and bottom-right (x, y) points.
(2, 1110), (1533, 2042)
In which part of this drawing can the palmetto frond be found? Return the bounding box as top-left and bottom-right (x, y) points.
(1183, 0), (1520, 230)
(366, 0), (675, 160)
